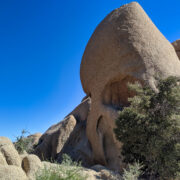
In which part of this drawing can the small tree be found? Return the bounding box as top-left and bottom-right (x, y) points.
(114, 76), (180, 179)
(14, 129), (33, 154)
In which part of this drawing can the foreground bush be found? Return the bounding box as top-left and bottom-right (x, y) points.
(35, 154), (86, 180)
(122, 162), (143, 180)
(114, 76), (180, 179)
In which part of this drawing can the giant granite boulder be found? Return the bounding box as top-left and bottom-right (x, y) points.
(80, 2), (180, 170)
(172, 39), (180, 59)
(34, 1), (180, 172)
(35, 97), (93, 166)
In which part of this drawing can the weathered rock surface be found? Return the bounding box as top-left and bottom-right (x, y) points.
(0, 137), (42, 180)
(35, 115), (76, 160)
(0, 152), (7, 165)
(0, 137), (28, 179)
(35, 97), (93, 166)
(67, 96), (91, 122)
(56, 117), (93, 167)
(91, 164), (108, 172)
(80, 2), (180, 170)
(172, 39), (180, 59)
(27, 133), (42, 147)
(0, 165), (27, 180)
(0, 137), (21, 167)
(57, 98), (93, 166)
(22, 154), (42, 180)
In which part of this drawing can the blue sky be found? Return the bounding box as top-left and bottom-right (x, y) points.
(0, 0), (180, 140)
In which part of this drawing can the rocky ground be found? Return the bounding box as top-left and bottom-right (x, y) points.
(0, 136), (122, 180)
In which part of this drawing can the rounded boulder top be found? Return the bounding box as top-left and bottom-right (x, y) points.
(80, 2), (180, 99)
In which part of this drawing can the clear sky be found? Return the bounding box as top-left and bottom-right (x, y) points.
(0, 0), (180, 140)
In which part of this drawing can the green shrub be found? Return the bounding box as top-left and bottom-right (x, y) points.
(122, 162), (143, 180)
(36, 154), (86, 180)
(114, 76), (180, 179)
(35, 166), (84, 180)
(14, 129), (33, 154)
(61, 154), (79, 166)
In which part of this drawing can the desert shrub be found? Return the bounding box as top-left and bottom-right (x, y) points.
(35, 166), (84, 180)
(122, 162), (143, 180)
(36, 154), (86, 180)
(114, 76), (180, 179)
(61, 154), (79, 166)
(14, 129), (33, 154)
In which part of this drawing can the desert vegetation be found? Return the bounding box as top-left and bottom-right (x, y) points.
(35, 154), (85, 180)
(114, 76), (180, 179)
(122, 162), (143, 180)
(14, 129), (34, 154)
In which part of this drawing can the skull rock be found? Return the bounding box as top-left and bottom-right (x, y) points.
(80, 2), (180, 170)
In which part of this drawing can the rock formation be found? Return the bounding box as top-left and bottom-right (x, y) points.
(0, 137), (21, 167)
(0, 2), (180, 180)
(35, 115), (77, 160)
(0, 136), (45, 180)
(0, 137), (27, 180)
(1, 137), (115, 180)
(1, 1), (180, 179)
(22, 154), (43, 179)
(35, 97), (93, 167)
(0, 165), (27, 180)
(27, 133), (42, 147)
(33, 1), (180, 172)
(80, 2), (180, 170)
(172, 39), (180, 59)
